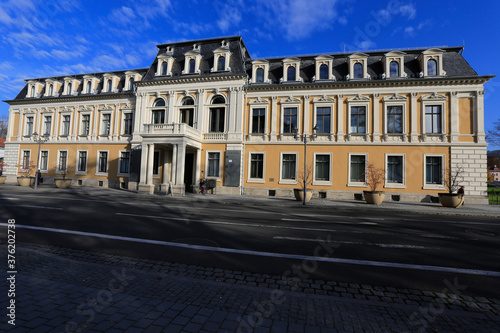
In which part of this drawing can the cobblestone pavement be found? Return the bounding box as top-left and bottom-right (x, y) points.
(1, 184), (500, 217)
(1, 242), (499, 332)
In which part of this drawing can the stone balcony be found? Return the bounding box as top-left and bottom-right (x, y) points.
(143, 123), (202, 141)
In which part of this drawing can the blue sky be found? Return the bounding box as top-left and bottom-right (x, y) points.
(0, 0), (499, 146)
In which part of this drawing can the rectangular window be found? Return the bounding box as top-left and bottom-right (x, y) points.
(426, 156), (442, 184)
(350, 106), (366, 134)
(40, 151), (48, 171)
(98, 152), (108, 173)
(153, 151), (160, 175)
(58, 151), (67, 171)
(78, 151), (87, 172)
(425, 105), (442, 134)
(282, 154), (296, 180)
(120, 152), (130, 174)
(102, 114), (111, 135)
(82, 115), (90, 135)
(209, 108), (225, 132)
(387, 156), (403, 183)
(124, 113), (133, 135)
(252, 108), (265, 134)
(350, 155), (366, 183)
(26, 116), (34, 136)
(316, 107), (331, 133)
(44, 116), (52, 135)
(387, 106), (403, 134)
(250, 153), (264, 179)
(152, 110), (165, 124)
(22, 151), (31, 169)
(315, 154), (330, 181)
(207, 152), (220, 177)
(181, 109), (194, 127)
(62, 115), (71, 136)
(283, 107), (297, 134)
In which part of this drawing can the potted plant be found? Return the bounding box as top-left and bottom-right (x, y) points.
(54, 164), (72, 189)
(294, 166), (314, 202)
(17, 160), (36, 186)
(363, 163), (386, 205)
(0, 160), (7, 184)
(438, 165), (464, 208)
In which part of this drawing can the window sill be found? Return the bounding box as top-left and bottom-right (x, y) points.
(117, 173), (130, 177)
(312, 180), (332, 186)
(247, 179), (265, 184)
(384, 183), (406, 189)
(279, 180), (298, 185)
(75, 171), (87, 176)
(423, 184), (445, 191)
(95, 172), (108, 177)
(347, 182), (367, 188)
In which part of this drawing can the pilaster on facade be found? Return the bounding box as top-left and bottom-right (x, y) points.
(336, 94), (344, 142)
(410, 92), (419, 142)
(270, 96), (278, 142)
(476, 90), (486, 143)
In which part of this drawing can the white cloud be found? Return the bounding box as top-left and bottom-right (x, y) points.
(215, 0), (243, 32)
(0, 62), (13, 70)
(398, 4), (417, 20)
(338, 17), (348, 25)
(110, 6), (136, 25)
(404, 26), (415, 37)
(174, 21), (212, 35)
(358, 40), (376, 50)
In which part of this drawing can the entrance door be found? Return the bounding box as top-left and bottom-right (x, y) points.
(184, 153), (194, 192)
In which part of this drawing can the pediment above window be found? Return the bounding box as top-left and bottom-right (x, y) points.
(281, 96), (301, 104)
(249, 97), (270, 105)
(313, 95), (335, 103)
(420, 92), (447, 101)
(347, 94), (370, 102)
(383, 93), (408, 102)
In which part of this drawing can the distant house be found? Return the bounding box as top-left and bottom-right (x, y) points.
(489, 166), (500, 181)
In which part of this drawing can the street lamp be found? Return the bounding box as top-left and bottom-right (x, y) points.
(32, 132), (49, 190)
(292, 124), (319, 205)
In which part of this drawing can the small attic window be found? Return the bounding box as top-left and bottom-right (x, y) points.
(86, 81), (92, 94)
(189, 59), (196, 74)
(30, 86), (35, 97)
(319, 64), (328, 80)
(161, 62), (168, 76)
(217, 56), (226, 71)
(287, 66), (296, 82)
(390, 61), (399, 77)
(353, 63), (363, 79)
(256, 68), (264, 82)
(427, 59), (437, 76)
(107, 80), (112, 92)
(49, 85), (53, 96)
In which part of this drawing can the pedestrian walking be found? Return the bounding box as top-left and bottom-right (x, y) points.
(200, 178), (206, 195)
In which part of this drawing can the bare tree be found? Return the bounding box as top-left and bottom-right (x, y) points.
(486, 119), (500, 146)
(443, 164), (464, 194)
(0, 114), (8, 138)
(364, 163), (385, 192)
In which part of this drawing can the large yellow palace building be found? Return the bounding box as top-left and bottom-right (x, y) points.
(2, 36), (493, 203)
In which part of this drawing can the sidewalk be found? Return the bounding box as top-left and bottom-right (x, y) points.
(1, 183), (499, 217)
(1, 242), (499, 333)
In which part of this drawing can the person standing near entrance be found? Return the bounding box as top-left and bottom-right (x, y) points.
(200, 178), (206, 195)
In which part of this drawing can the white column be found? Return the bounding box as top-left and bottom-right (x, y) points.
(476, 90), (486, 143)
(7, 110), (15, 140)
(17, 111), (24, 140)
(228, 88), (237, 133)
(410, 92), (418, 142)
(162, 149), (169, 184)
(196, 89), (205, 131)
(134, 93), (144, 136)
(139, 144), (148, 185)
(113, 103), (120, 140)
(235, 88), (244, 135)
(92, 104), (99, 141)
(35, 108), (41, 135)
(171, 144), (177, 184)
(303, 95), (310, 135)
(176, 144), (186, 186)
(450, 91), (459, 142)
(372, 94), (380, 142)
(52, 111), (59, 140)
(271, 96), (278, 141)
(337, 95), (344, 142)
(167, 91), (175, 124)
(146, 144), (154, 185)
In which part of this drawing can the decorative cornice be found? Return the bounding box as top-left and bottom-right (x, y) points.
(383, 93), (408, 102)
(420, 92), (448, 101)
(313, 95), (335, 103)
(135, 74), (246, 87)
(280, 96), (301, 104)
(4, 92), (135, 106)
(347, 94), (370, 102)
(249, 97), (269, 105)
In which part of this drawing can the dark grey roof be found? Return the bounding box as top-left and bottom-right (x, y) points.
(141, 36), (250, 82)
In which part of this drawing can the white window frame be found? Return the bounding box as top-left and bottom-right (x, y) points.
(281, 58), (302, 83)
(76, 150), (88, 175)
(383, 94), (407, 137)
(96, 150), (109, 176)
(117, 150), (131, 176)
(279, 152), (298, 185)
(348, 53), (369, 80)
(421, 94), (447, 138)
(249, 104), (269, 136)
(56, 150), (69, 174)
(39, 150), (49, 173)
(313, 152), (332, 186)
(60, 113), (72, 137)
(100, 113), (112, 136)
(314, 55), (335, 81)
(20, 149), (31, 173)
(122, 112), (133, 135)
(313, 97), (335, 135)
(423, 154), (446, 190)
(251, 60), (270, 84)
(348, 153), (368, 187)
(156, 55), (174, 76)
(247, 152), (266, 183)
(384, 153), (406, 189)
(280, 97), (301, 137)
(43, 114), (53, 136)
(25, 115), (34, 137)
(211, 46), (231, 72)
(347, 98), (370, 137)
(80, 113), (92, 137)
(205, 150), (222, 181)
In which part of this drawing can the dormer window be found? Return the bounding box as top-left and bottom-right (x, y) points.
(217, 56), (225, 71)
(211, 41), (231, 72)
(189, 59), (195, 73)
(183, 45), (202, 75)
(30, 86), (35, 97)
(314, 55), (334, 81)
(319, 64), (328, 80)
(418, 49), (446, 77)
(382, 51), (407, 79)
(129, 78), (134, 91)
(390, 61), (399, 77)
(427, 59), (437, 76)
(67, 83), (72, 95)
(86, 81), (92, 94)
(156, 53), (174, 76)
(49, 85), (53, 96)
(251, 60), (270, 84)
(348, 53), (369, 80)
(107, 80), (112, 92)
(281, 58), (302, 83)
(83, 76), (98, 95)
(27, 80), (44, 98)
(161, 62), (168, 75)
(353, 63), (363, 78)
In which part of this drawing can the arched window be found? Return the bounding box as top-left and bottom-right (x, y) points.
(210, 95), (225, 132)
(427, 59), (437, 76)
(287, 66), (296, 81)
(129, 78), (134, 91)
(107, 80), (112, 92)
(182, 97), (195, 105)
(390, 61), (399, 77)
(67, 83), (72, 95)
(49, 85), (53, 96)
(87, 82), (92, 94)
(152, 99), (166, 124)
(319, 64), (328, 80)
(30, 86), (35, 97)
(353, 63), (363, 78)
(217, 56), (226, 71)
(189, 59), (196, 74)
(161, 62), (168, 76)
(154, 99), (166, 107)
(256, 68), (264, 83)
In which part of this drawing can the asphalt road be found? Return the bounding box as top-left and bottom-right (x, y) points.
(1, 191), (499, 298)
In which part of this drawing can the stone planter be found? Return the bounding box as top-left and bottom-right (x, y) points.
(363, 191), (385, 205)
(293, 188), (313, 202)
(17, 176), (35, 187)
(438, 193), (464, 208)
(0, 176), (6, 185)
(54, 178), (72, 189)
